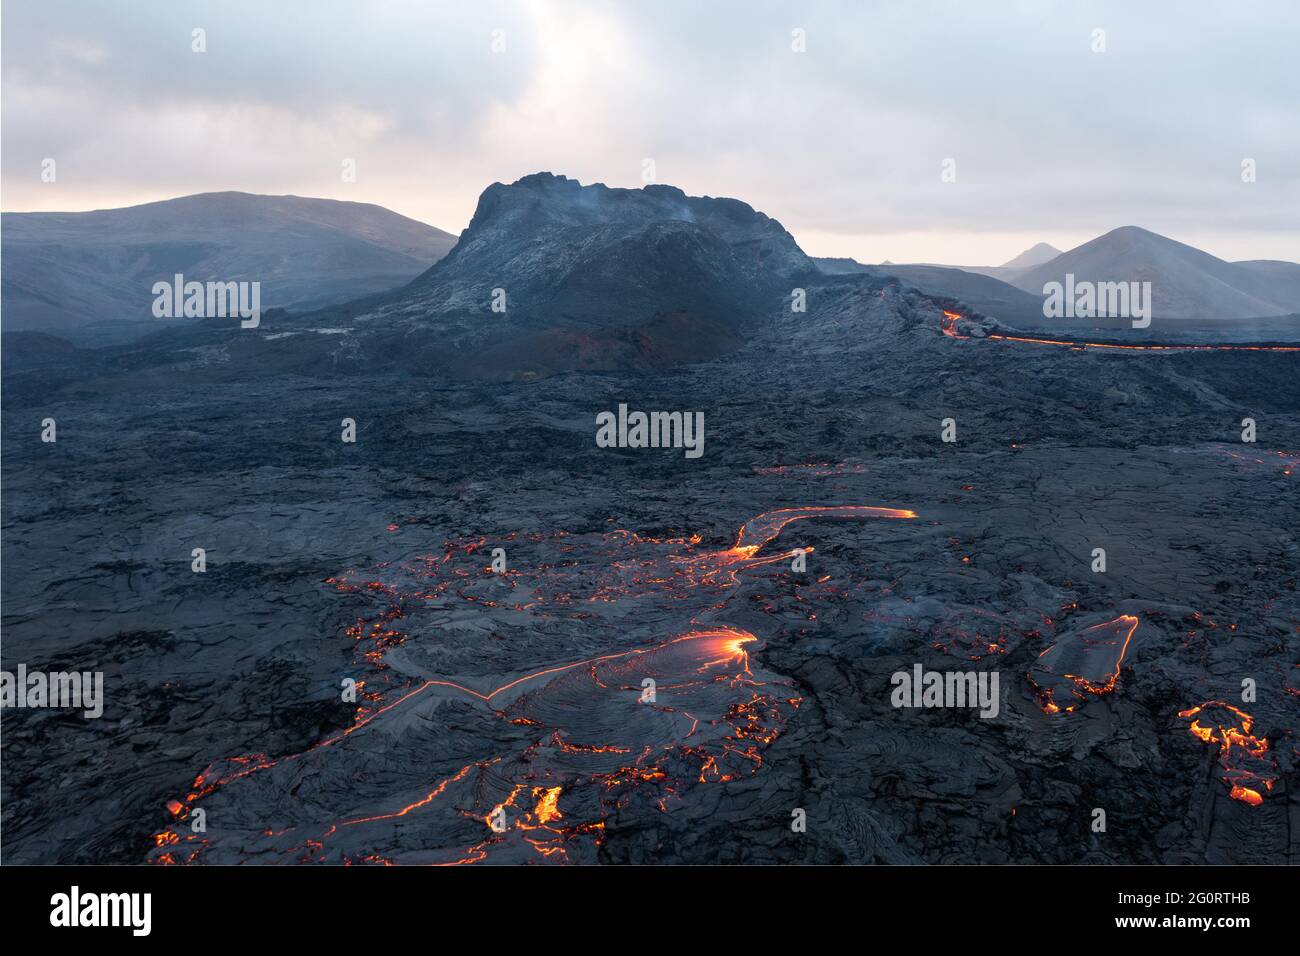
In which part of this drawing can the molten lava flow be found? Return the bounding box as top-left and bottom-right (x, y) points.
(1177, 701), (1278, 806)
(940, 310), (965, 338)
(1029, 615), (1139, 714)
(938, 309), (1300, 352)
(149, 504), (917, 865)
(533, 786), (563, 824)
(1212, 445), (1299, 477)
(340, 763), (475, 827)
(988, 334), (1300, 353)
(729, 505), (916, 558)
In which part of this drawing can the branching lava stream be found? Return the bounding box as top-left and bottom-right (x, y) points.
(150, 505), (916, 864)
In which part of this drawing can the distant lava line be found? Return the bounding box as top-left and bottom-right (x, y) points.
(941, 310), (1300, 352)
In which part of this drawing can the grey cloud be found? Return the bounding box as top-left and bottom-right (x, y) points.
(3, 0), (1296, 258)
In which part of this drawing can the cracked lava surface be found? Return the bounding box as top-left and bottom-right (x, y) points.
(149, 507), (914, 864)
(6, 289), (1296, 864)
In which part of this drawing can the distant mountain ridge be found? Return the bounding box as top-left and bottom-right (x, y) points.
(1011, 226), (1300, 319)
(7, 177), (1299, 371)
(999, 242), (1062, 271)
(867, 228), (1299, 323)
(868, 242), (1062, 284)
(1, 191), (457, 338)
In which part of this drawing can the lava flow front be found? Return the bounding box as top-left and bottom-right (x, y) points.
(940, 309), (1300, 352)
(149, 504), (915, 864)
(1028, 615), (1139, 714)
(1178, 701), (1279, 806)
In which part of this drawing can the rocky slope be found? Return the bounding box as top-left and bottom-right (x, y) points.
(814, 257), (1047, 328)
(1, 192), (457, 340)
(313, 173), (818, 377)
(2, 176), (1297, 866)
(3, 279), (1296, 865)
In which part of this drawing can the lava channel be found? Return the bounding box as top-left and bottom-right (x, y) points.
(941, 309), (1300, 352)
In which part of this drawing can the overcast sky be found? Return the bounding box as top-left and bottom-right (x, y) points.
(3, 0), (1297, 264)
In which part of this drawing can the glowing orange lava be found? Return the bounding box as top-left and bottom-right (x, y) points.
(1029, 615), (1139, 714)
(1177, 701), (1278, 806)
(150, 505), (917, 865)
(939, 309), (1300, 352)
(729, 505), (916, 558)
(533, 786), (563, 824)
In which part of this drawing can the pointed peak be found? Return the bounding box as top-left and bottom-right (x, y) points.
(999, 242), (1062, 270)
